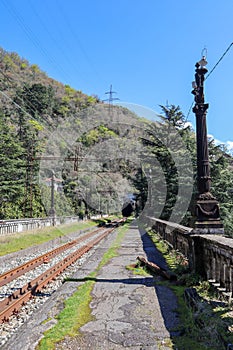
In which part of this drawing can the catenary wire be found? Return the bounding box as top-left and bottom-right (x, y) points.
(0, 86), (79, 155)
(56, 0), (103, 82)
(27, 0), (87, 84)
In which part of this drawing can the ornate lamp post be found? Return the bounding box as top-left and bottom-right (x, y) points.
(192, 55), (224, 234)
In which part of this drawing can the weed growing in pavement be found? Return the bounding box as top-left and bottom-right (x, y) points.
(37, 220), (131, 350)
(41, 317), (52, 325)
(38, 275), (96, 350)
(147, 230), (233, 350)
(126, 262), (151, 276)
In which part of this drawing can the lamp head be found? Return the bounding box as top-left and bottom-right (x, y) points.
(198, 56), (208, 68)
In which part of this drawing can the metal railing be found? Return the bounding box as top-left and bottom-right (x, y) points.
(0, 216), (80, 235)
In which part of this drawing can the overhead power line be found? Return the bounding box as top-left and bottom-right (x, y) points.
(1, 0), (73, 83)
(206, 42), (233, 80)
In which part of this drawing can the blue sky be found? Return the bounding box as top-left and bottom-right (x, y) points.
(0, 0), (233, 151)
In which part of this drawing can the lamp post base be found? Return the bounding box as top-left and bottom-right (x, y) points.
(193, 197), (224, 235)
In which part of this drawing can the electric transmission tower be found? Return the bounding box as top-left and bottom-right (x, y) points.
(103, 84), (119, 115)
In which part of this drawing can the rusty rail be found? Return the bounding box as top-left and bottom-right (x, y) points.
(0, 225), (117, 323)
(0, 227), (104, 288)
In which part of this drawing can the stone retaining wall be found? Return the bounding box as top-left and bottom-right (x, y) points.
(147, 217), (233, 298)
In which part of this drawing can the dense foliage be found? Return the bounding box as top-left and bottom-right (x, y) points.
(137, 105), (233, 235)
(0, 48), (98, 218)
(0, 47), (232, 236)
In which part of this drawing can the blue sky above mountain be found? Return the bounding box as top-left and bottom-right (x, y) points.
(0, 0), (232, 153)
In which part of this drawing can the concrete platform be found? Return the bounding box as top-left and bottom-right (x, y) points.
(3, 221), (179, 350)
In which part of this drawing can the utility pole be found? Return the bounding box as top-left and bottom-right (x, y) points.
(148, 168), (152, 208)
(49, 170), (56, 226)
(191, 55), (224, 234)
(30, 148), (81, 221)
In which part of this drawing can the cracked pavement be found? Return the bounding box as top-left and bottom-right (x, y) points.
(58, 222), (179, 349)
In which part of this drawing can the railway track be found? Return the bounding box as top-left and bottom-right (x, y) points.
(0, 220), (124, 324)
(0, 226), (104, 288)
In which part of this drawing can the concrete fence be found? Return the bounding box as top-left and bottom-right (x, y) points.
(0, 216), (80, 235)
(147, 217), (233, 299)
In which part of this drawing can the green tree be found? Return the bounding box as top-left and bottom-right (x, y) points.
(0, 112), (26, 218)
(78, 125), (118, 147)
(140, 105), (195, 222)
(15, 83), (55, 122)
(209, 142), (233, 235)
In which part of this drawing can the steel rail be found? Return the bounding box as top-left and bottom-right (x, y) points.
(0, 226), (104, 287)
(0, 225), (117, 323)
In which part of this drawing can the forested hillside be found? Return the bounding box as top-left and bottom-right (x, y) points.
(0, 47), (232, 236)
(0, 47), (100, 219)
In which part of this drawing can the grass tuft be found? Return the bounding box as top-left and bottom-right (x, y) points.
(37, 221), (130, 350)
(0, 221), (96, 256)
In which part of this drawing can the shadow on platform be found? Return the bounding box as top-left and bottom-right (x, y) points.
(64, 276), (156, 286)
(137, 224), (181, 338)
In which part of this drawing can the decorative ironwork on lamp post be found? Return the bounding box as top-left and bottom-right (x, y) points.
(192, 55), (224, 234)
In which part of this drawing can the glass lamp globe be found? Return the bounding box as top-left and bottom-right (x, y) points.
(198, 56), (208, 67)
